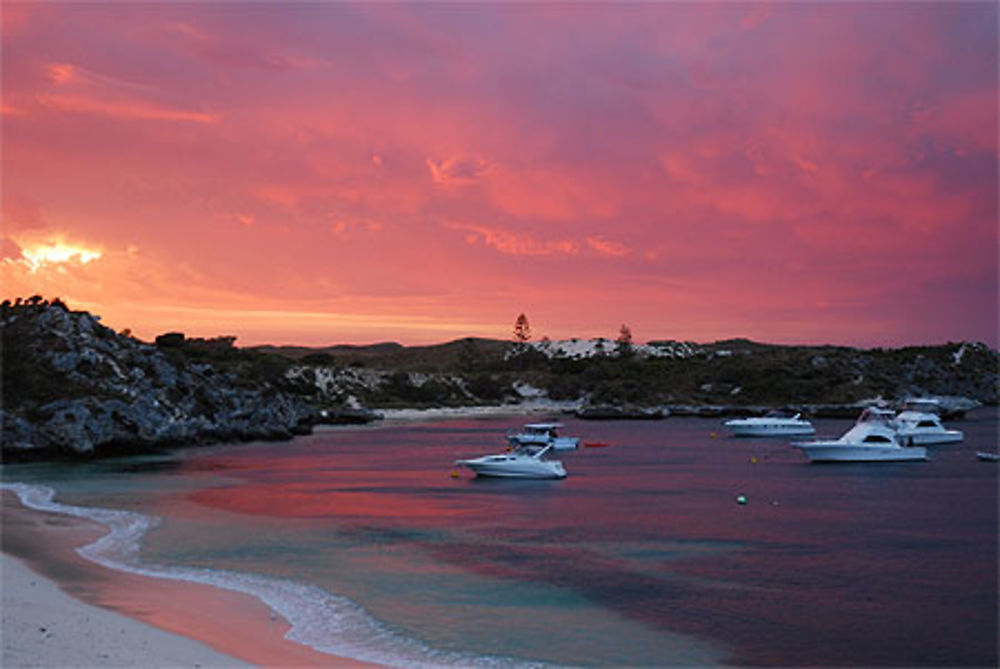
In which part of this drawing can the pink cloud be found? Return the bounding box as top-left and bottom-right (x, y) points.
(35, 61), (217, 123)
(1, 2), (995, 346)
(586, 236), (630, 258)
(451, 223), (580, 257)
(426, 155), (494, 185)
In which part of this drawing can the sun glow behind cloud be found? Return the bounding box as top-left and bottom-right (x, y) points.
(14, 238), (102, 272)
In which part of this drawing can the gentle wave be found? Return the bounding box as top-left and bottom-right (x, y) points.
(2, 482), (541, 668)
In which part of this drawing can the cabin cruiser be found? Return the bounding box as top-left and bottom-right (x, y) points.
(506, 423), (580, 451)
(723, 410), (815, 437)
(455, 444), (567, 479)
(897, 396), (968, 421)
(893, 411), (963, 445)
(792, 408), (927, 462)
(892, 400), (963, 445)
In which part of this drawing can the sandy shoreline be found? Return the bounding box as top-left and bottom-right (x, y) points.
(1, 552), (249, 668)
(1, 491), (376, 668)
(374, 400), (581, 424)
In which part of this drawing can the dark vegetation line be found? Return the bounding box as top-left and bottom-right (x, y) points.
(2, 296), (996, 462)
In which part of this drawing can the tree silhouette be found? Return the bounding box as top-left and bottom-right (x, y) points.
(617, 324), (634, 357)
(513, 313), (531, 344)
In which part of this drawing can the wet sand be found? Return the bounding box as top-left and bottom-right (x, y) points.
(1, 491), (376, 667)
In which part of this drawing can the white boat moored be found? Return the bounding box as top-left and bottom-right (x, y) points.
(892, 402), (964, 445)
(792, 408), (927, 462)
(506, 422), (580, 451)
(723, 410), (815, 437)
(455, 444), (567, 479)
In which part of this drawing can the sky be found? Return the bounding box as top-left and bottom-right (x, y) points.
(2, 1), (997, 348)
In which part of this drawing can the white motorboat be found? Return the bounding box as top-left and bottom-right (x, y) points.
(892, 400), (963, 445)
(892, 411), (963, 445)
(792, 408), (927, 462)
(723, 410), (815, 437)
(455, 444), (567, 479)
(506, 423), (580, 451)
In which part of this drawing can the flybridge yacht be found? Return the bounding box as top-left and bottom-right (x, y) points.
(723, 410), (815, 437)
(506, 423), (580, 451)
(792, 408), (927, 462)
(455, 444), (567, 479)
(892, 399), (964, 445)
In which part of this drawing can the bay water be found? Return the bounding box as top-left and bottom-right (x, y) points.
(4, 409), (997, 666)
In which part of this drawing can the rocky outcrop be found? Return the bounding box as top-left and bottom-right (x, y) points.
(2, 299), (318, 461)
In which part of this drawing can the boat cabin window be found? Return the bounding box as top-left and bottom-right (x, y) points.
(862, 435), (892, 443)
(917, 420), (937, 428)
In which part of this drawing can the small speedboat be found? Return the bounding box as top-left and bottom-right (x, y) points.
(892, 402), (963, 445)
(792, 408), (927, 462)
(977, 452), (1000, 462)
(455, 444), (567, 479)
(724, 410), (815, 437)
(506, 423), (580, 451)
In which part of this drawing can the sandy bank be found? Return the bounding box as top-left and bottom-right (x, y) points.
(2, 552), (249, 668)
(1, 492), (376, 668)
(373, 400), (581, 424)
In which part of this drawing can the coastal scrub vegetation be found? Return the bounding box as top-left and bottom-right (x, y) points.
(3, 297), (997, 462)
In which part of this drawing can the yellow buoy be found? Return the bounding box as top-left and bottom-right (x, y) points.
(450, 470), (460, 479)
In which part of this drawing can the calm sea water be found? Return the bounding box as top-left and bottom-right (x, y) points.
(4, 409), (998, 666)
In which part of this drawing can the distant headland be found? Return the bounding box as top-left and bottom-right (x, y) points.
(3, 296), (997, 461)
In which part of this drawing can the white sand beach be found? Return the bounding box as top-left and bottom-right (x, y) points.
(2, 553), (249, 668)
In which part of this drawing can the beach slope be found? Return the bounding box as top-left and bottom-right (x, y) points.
(2, 553), (248, 668)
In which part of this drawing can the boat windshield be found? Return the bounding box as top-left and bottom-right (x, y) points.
(858, 408), (895, 424)
(523, 423), (561, 436)
(902, 399), (941, 413)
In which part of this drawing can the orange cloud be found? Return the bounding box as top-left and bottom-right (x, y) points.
(37, 62), (217, 123)
(37, 93), (217, 123)
(451, 223), (579, 256)
(586, 236), (630, 257)
(426, 155), (493, 185)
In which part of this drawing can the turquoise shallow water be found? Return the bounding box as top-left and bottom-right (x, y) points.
(4, 409), (998, 666)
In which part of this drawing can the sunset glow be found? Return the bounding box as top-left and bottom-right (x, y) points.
(2, 2), (996, 347)
(15, 238), (102, 272)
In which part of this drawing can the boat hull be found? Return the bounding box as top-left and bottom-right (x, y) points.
(793, 442), (927, 462)
(896, 429), (964, 446)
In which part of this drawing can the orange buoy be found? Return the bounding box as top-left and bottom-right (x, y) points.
(584, 442), (609, 448)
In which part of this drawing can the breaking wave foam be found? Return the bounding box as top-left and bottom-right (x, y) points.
(2, 482), (539, 668)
